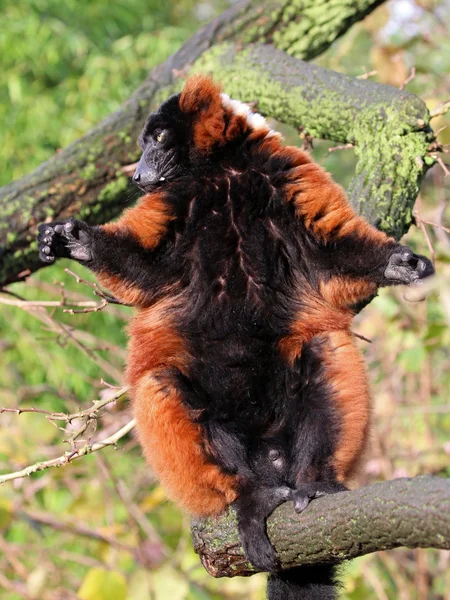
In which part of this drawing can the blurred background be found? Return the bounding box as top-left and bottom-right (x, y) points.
(0, 0), (449, 598)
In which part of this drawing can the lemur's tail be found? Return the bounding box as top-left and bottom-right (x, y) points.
(267, 565), (339, 600)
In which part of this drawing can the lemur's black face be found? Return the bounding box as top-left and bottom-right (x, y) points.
(134, 94), (189, 193)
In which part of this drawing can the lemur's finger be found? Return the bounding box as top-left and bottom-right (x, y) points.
(39, 250), (55, 263)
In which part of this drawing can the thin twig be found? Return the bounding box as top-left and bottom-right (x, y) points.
(121, 162), (139, 176)
(328, 143), (354, 153)
(64, 268), (130, 306)
(15, 302), (123, 381)
(430, 99), (450, 118)
(0, 297), (100, 309)
(0, 418), (135, 484)
(351, 331), (373, 344)
(435, 156), (450, 177)
(357, 70), (377, 80)
(0, 288), (27, 300)
(416, 218), (450, 234)
(414, 210), (436, 266)
(0, 387), (128, 423)
(0, 387), (127, 421)
(400, 67), (416, 90)
(96, 454), (167, 554)
(63, 298), (109, 314)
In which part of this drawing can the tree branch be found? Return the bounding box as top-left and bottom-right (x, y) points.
(0, 0), (387, 287)
(0, 385), (133, 485)
(191, 476), (450, 578)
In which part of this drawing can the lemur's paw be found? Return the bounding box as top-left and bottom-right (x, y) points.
(37, 219), (93, 263)
(235, 486), (291, 573)
(241, 529), (280, 573)
(385, 246), (434, 285)
(292, 481), (347, 514)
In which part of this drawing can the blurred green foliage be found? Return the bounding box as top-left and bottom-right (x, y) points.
(0, 0), (220, 186)
(1, 0), (450, 599)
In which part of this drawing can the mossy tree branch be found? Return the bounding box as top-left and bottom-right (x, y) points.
(1, 0), (395, 286)
(191, 476), (450, 578)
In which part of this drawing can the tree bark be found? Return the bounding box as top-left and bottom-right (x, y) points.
(191, 476), (450, 578)
(1, 0), (405, 287)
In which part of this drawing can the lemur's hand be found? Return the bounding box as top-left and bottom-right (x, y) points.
(37, 218), (93, 264)
(384, 246), (434, 284)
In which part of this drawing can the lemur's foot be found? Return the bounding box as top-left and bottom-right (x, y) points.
(292, 481), (347, 514)
(241, 526), (279, 573)
(235, 485), (291, 573)
(385, 246), (434, 285)
(38, 219), (93, 263)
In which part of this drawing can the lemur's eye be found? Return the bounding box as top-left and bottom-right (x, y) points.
(156, 131), (166, 143)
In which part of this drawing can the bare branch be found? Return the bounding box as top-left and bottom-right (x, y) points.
(64, 268), (130, 307)
(0, 416), (135, 484)
(0, 386), (127, 422)
(328, 143), (354, 153)
(400, 66), (416, 90)
(430, 99), (450, 118)
(356, 69), (377, 80)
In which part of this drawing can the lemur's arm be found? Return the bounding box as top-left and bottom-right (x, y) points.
(284, 156), (433, 308)
(37, 193), (173, 306)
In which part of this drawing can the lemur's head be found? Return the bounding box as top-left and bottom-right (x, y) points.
(133, 74), (276, 193)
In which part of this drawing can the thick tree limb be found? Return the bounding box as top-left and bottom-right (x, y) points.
(0, 0), (388, 287)
(191, 476), (450, 578)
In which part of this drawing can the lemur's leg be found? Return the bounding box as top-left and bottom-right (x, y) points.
(234, 485), (292, 573)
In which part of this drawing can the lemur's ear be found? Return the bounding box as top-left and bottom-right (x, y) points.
(179, 74), (226, 151)
(179, 74), (222, 114)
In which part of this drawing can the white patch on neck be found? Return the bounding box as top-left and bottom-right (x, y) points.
(220, 93), (282, 139)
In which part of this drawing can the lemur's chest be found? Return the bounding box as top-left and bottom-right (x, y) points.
(173, 172), (290, 294)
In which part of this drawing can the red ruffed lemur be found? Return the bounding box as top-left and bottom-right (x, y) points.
(38, 75), (433, 599)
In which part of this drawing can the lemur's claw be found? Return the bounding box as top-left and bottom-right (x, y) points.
(292, 482), (347, 514)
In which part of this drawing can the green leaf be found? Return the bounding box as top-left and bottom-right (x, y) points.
(78, 568), (127, 600)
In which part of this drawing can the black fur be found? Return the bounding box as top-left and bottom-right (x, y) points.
(268, 565), (340, 600)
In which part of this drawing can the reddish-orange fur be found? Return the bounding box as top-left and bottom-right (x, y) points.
(126, 295), (190, 386)
(96, 273), (148, 306)
(127, 296), (237, 515)
(320, 330), (371, 483)
(133, 374), (237, 515)
(101, 192), (173, 249)
(278, 286), (353, 365)
(179, 74), (249, 151)
(319, 277), (378, 310)
(283, 149), (393, 246)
